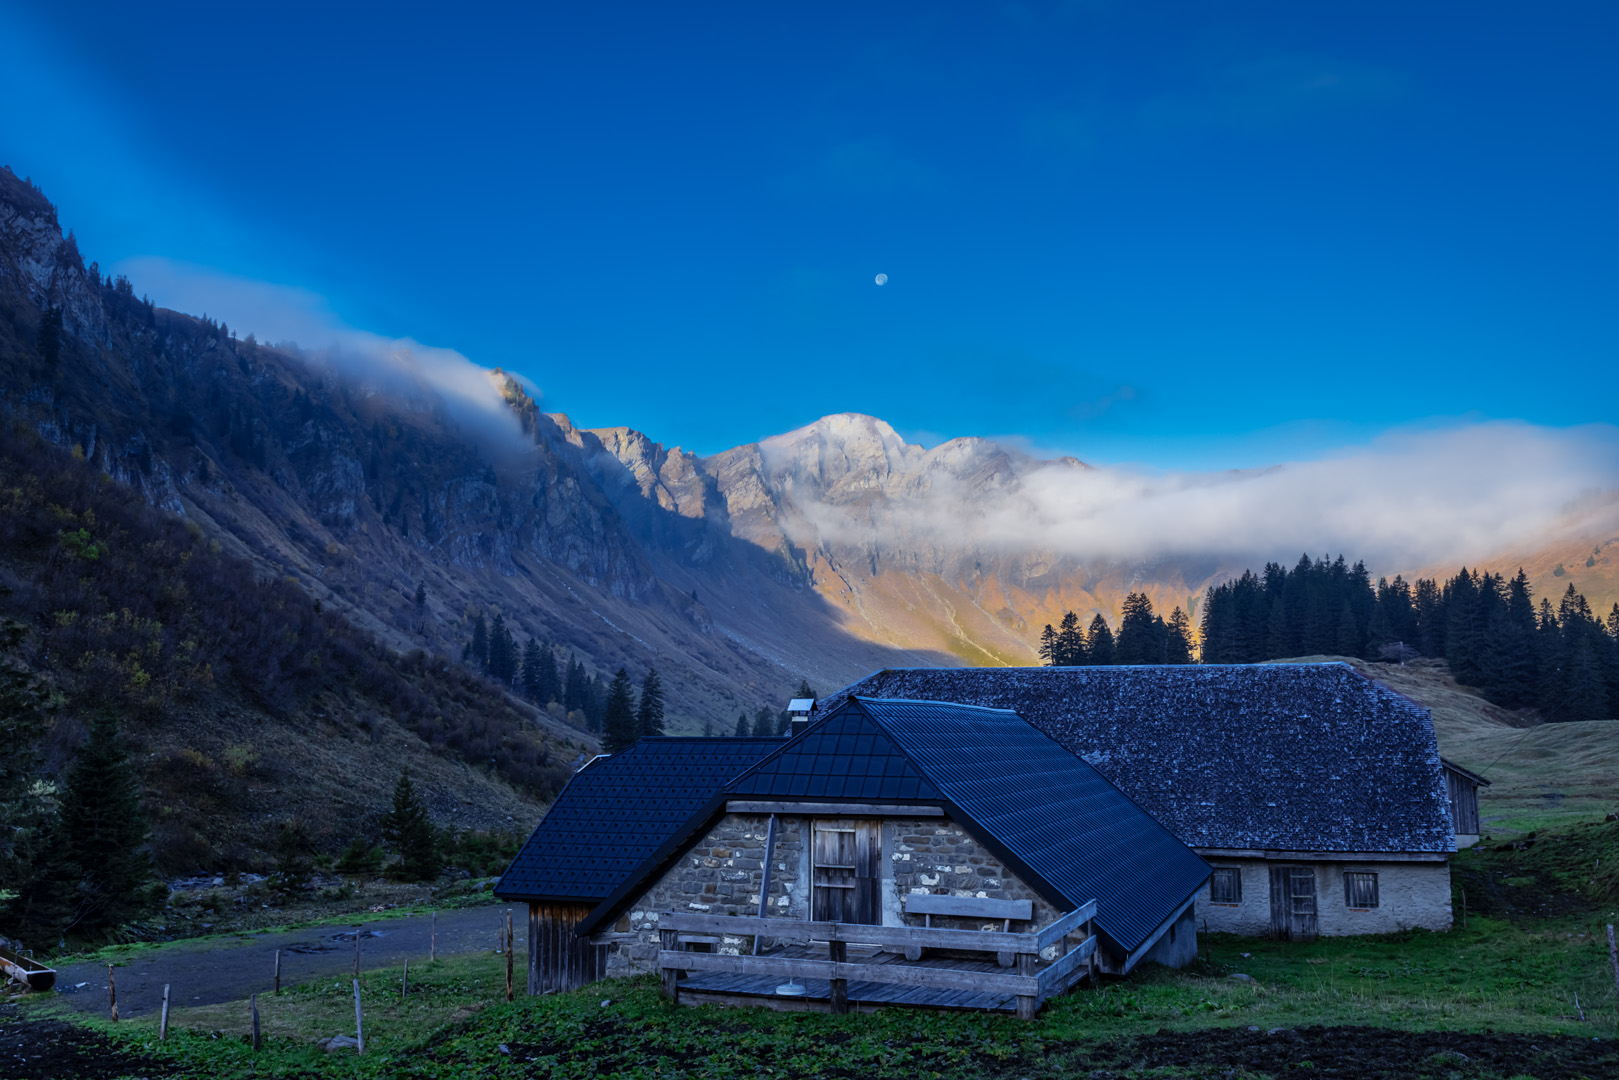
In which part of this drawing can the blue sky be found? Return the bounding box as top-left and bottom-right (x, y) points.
(3, 1), (1616, 467)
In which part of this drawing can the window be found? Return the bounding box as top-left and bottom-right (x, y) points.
(1209, 867), (1242, 904)
(1344, 871), (1379, 909)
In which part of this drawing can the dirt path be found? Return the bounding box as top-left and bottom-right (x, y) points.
(50, 902), (524, 1019)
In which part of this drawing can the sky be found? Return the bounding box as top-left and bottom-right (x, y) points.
(2, 1), (1616, 468)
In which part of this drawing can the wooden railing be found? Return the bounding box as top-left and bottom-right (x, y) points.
(657, 899), (1097, 1019)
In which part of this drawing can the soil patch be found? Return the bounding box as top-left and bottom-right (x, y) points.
(0, 1011), (175, 1080)
(1072, 1025), (1619, 1079)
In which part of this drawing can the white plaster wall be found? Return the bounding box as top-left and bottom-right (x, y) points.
(1196, 858), (1453, 936)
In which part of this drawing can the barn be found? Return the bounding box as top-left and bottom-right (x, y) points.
(823, 663), (1482, 938)
(497, 697), (1210, 1011)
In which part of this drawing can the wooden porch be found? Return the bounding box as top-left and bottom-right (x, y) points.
(657, 900), (1098, 1019)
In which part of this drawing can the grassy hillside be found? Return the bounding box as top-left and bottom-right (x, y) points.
(0, 424), (583, 875)
(1274, 656), (1619, 835)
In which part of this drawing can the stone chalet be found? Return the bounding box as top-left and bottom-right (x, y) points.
(496, 697), (1209, 1004)
(824, 663), (1483, 939)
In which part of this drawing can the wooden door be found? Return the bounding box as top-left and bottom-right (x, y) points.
(1268, 866), (1318, 940)
(812, 819), (880, 924)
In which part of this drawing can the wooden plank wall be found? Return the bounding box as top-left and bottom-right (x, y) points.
(528, 902), (604, 994)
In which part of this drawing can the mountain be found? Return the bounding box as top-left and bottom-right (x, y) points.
(3, 163), (1612, 759)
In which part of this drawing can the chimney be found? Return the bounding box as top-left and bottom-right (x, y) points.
(786, 697), (816, 738)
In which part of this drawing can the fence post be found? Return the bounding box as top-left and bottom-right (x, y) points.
(1607, 923), (1619, 1029)
(1015, 950), (1037, 1020)
(402, 958), (408, 1003)
(250, 993), (261, 1051)
(506, 910), (515, 1002)
(352, 979), (364, 1055)
(159, 984), (170, 1041)
(353, 930), (361, 980)
(107, 965), (118, 1022)
(828, 938), (848, 1015)
(274, 949), (281, 995)
(430, 911), (436, 963)
(659, 927), (679, 1003)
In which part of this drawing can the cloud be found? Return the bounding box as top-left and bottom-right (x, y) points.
(778, 421), (1619, 575)
(116, 257), (530, 447)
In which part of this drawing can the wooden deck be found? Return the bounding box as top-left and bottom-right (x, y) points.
(678, 942), (1025, 1012)
(657, 905), (1099, 1018)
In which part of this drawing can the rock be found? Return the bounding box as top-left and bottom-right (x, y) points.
(320, 1035), (360, 1052)
(1605, 812), (1617, 822)
(599, 998), (612, 1007)
(497, 1043), (511, 1055)
(1228, 973), (1256, 982)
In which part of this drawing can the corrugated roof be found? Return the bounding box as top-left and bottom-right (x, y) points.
(822, 664), (1454, 855)
(495, 738), (781, 903)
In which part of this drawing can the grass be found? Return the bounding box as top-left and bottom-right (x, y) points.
(25, 841), (1619, 1078)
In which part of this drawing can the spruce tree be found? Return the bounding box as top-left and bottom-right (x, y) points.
(1114, 592), (1158, 664)
(602, 668), (639, 753)
(1037, 624), (1057, 666)
(521, 638), (545, 701)
(469, 613), (489, 671)
(637, 667), (666, 737)
(0, 615), (53, 922)
(752, 705), (776, 737)
(1165, 607), (1193, 664)
(14, 714), (162, 943)
(1085, 615), (1115, 665)
(1055, 611), (1084, 666)
(381, 769), (440, 881)
(734, 712), (750, 736)
(795, 679), (816, 701)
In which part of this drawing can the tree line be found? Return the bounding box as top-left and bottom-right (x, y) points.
(1037, 593), (1195, 666)
(1198, 553), (1618, 722)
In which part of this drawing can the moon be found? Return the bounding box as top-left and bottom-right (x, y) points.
(874, 273), (888, 285)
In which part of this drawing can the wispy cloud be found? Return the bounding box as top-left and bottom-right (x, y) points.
(775, 421), (1619, 575)
(116, 257), (529, 445)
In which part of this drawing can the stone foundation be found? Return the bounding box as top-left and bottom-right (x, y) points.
(1196, 857), (1452, 936)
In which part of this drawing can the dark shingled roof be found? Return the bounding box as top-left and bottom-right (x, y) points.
(822, 664), (1453, 855)
(495, 738), (781, 903)
(579, 698), (1208, 954)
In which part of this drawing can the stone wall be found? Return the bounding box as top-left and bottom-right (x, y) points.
(1196, 857), (1452, 936)
(884, 819), (1066, 939)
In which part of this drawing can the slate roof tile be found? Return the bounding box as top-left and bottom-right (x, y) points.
(822, 664), (1453, 854)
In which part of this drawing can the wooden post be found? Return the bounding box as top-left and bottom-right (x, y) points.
(273, 949), (281, 995)
(353, 930), (361, 980)
(1016, 951), (1037, 1020)
(506, 910), (515, 1002)
(1086, 918), (1098, 988)
(402, 958), (408, 1003)
(159, 984), (170, 1041)
(107, 965), (118, 1022)
(754, 814), (778, 956)
(1607, 924), (1619, 1028)
(352, 979), (364, 1055)
(659, 928), (679, 1002)
(828, 938), (848, 1015)
(250, 993), (261, 1051)
(430, 911), (436, 962)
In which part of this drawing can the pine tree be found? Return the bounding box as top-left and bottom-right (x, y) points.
(1055, 611), (1084, 666)
(1165, 607), (1193, 664)
(487, 614), (516, 685)
(1085, 615), (1115, 665)
(752, 705), (776, 737)
(469, 613), (489, 671)
(795, 679), (816, 701)
(1037, 624), (1058, 666)
(381, 769), (441, 881)
(12, 714), (162, 943)
(637, 667), (666, 737)
(735, 712), (750, 736)
(36, 306), (63, 370)
(602, 668), (640, 753)
(1114, 592), (1158, 664)
(0, 615), (54, 925)
(563, 654), (587, 712)
(521, 638), (545, 701)
(414, 581), (427, 608)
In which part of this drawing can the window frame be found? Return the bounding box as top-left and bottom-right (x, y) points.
(1343, 870), (1379, 909)
(1208, 867), (1242, 905)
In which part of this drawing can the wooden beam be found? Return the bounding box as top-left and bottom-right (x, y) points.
(726, 801), (944, 817)
(658, 949), (1039, 997)
(660, 911), (1039, 954)
(903, 894), (1032, 921)
(1034, 900), (1099, 952)
(1036, 935), (1097, 996)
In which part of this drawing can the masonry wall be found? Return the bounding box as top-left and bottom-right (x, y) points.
(604, 813), (1093, 976)
(1196, 857), (1452, 936)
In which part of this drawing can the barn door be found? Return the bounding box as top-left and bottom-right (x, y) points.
(812, 819), (880, 924)
(1268, 866), (1317, 940)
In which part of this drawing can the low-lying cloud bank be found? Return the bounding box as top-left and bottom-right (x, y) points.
(790, 422), (1619, 574)
(117, 257), (529, 444)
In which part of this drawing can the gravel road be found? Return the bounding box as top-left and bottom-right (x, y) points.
(50, 903), (524, 1018)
